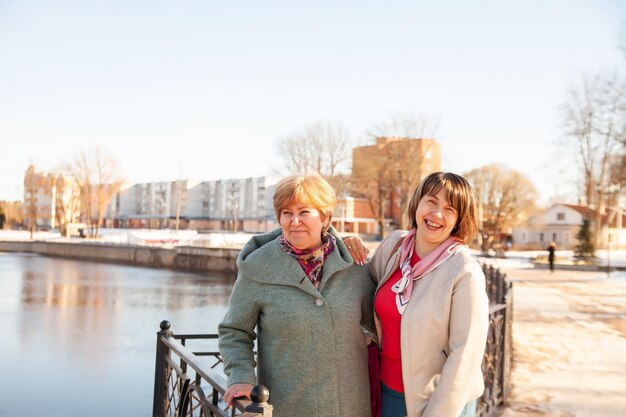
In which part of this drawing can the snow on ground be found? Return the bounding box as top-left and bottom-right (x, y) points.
(453, 250), (626, 416)
(477, 249), (626, 269)
(3, 229), (626, 267)
(494, 264), (626, 417)
(0, 229), (256, 248)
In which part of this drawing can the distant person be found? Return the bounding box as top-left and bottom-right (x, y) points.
(218, 173), (376, 417)
(548, 241), (556, 273)
(346, 172), (489, 417)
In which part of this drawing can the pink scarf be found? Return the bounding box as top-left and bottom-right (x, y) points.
(279, 234), (335, 289)
(392, 229), (466, 314)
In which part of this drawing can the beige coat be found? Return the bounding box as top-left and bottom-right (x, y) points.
(369, 230), (489, 417)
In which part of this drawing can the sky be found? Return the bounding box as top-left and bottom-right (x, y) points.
(1, 0), (624, 205)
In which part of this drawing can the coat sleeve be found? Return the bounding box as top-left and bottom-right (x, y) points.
(368, 231), (404, 283)
(368, 245), (384, 283)
(422, 259), (489, 417)
(360, 268), (377, 336)
(218, 273), (261, 387)
(367, 233), (402, 344)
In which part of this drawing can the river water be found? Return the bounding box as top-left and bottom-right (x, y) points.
(0, 252), (235, 417)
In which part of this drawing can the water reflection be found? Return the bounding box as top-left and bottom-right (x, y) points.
(0, 253), (235, 417)
(19, 256), (235, 309)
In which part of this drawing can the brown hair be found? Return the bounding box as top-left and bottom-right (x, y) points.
(406, 172), (478, 244)
(273, 173), (337, 229)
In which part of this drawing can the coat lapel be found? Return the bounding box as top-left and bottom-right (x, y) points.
(318, 246), (347, 291)
(243, 228), (352, 296)
(248, 239), (321, 298)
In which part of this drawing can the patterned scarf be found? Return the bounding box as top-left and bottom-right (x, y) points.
(279, 233), (336, 289)
(392, 229), (466, 314)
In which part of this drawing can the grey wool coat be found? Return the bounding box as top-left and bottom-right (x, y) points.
(218, 227), (375, 417)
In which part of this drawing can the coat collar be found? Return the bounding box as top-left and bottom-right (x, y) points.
(237, 227), (353, 296)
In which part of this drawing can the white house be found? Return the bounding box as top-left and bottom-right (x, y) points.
(512, 203), (626, 250)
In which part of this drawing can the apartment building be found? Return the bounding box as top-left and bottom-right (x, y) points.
(111, 176), (280, 232)
(23, 165), (55, 229)
(332, 197), (378, 235)
(110, 180), (194, 229)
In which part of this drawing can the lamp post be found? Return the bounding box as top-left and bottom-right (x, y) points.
(606, 183), (621, 278)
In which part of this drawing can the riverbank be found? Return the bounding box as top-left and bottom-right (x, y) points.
(0, 240), (239, 273)
(4, 229), (626, 274)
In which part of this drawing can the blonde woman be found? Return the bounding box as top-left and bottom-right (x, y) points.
(219, 173), (375, 417)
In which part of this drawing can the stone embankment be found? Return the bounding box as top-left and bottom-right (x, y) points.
(0, 240), (239, 273)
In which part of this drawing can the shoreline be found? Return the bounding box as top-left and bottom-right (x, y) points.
(2, 235), (624, 275)
(0, 240), (239, 274)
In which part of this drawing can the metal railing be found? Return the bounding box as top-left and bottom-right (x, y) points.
(153, 321), (272, 417)
(477, 264), (513, 416)
(154, 263), (512, 417)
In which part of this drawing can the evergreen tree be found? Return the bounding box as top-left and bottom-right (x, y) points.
(574, 217), (596, 264)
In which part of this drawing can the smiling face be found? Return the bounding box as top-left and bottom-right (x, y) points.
(414, 188), (459, 257)
(279, 202), (326, 250)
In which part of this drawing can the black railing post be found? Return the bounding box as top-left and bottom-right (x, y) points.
(478, 263), (513, 416)
(153, 320), (173, 417)
(245, 385), (273, 416)
(502, 283), (513, 401)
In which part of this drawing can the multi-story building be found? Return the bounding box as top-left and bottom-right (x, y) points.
(22, 165), (100, 234)
(352, 137), (441, 232)
(186, 176), (280, 232)
(23, 165), (55, 229)
(111, 180), (195, 229)
(53, 174), (82, 234)
(332, 197), (378, 236)
(112, 176), (280, 232)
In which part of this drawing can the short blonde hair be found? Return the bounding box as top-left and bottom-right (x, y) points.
(273, 173), (337, 229)
(406, 172), (478, 244)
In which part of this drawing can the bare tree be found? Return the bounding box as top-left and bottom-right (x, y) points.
(0, 201), (23, 229)
(68, 147), (123, 238)
(23, 165), (40, 239)
(561, 71), (626, 242)
(352, 137), (440, 237)
(368, 113), (441, 140)
(277, 121), (351, 193)
(52, 172), (82, 237)
(352, 143), (395, 237)
(610, 151), (626, 186)
(464, 164), (538, 253)
(356, 113), (442, 232)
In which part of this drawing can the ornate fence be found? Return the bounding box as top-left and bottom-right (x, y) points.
(154, 263), (512, 417)
(477, 264), (513, 416)
(153, 321), (272, 417)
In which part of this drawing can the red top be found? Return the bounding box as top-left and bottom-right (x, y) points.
(374, 253), (420, 392)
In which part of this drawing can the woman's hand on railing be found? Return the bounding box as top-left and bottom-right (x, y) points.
(224, 383), (253, 406)
(343, 236), (369, 266)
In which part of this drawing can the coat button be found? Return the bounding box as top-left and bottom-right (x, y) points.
(315, 298), (324, 307)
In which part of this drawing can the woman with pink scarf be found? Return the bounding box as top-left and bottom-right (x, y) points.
(345, 172), (489, 417)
